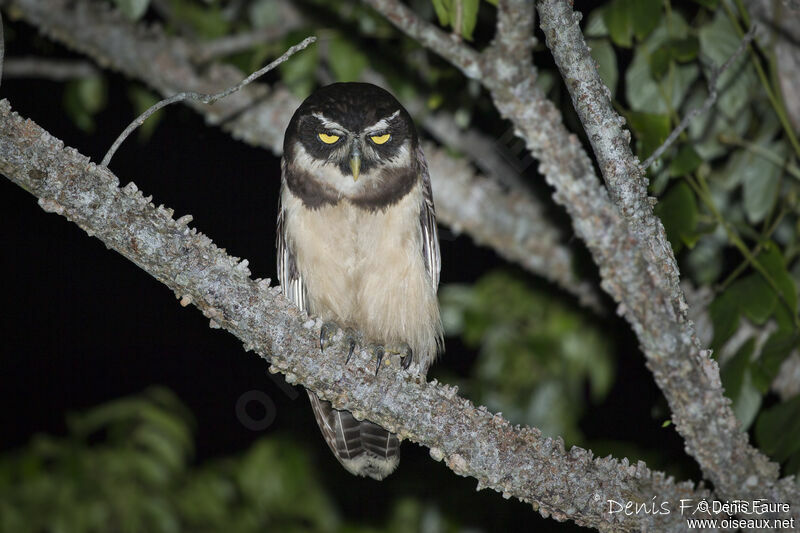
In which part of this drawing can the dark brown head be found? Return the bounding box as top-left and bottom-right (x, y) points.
(282, 83), (419, 210)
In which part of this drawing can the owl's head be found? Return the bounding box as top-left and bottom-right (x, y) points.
(283, 83), (419, 204)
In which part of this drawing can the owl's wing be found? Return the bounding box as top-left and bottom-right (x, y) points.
(416, 144), (441, 290)
(277, 162), (308, 312)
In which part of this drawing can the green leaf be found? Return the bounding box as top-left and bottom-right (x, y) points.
(646, 37), (697, 80)
(724, 340), (755, 393)
(604, 0), (633, 47)
(720, 338), (761, 429)
(752, 331), (799, 393)
(279, 37), (319, 99)
(628, 111), (670, 160)
(687, 87), (752, 160)
(625, 12), (698, 114)
(460, 0), (480, 40)
(585, 7), (609, 38)
(63, 77), (108, 133)
(698, 10), (757, 119)
(328, 35), (368, 82)
(604, 0), (661, 47)
(431, 0), (450, 26)
(248, 0), (282, 28)
(654, 181), (697, 252)
(755, 395), (800, 462)
(429, 0), (478, 39)
(758, 243), (798, 318)
(730, 274), (776, 325)
(709, 288), (741, 350)
(630, 0), (661, 41)
(128, 86), (163, 141)
(167, 0), (229, 39)
(588, 38), (618, 96)
(668, 145), (703, 177)
(669, 37), (700, 62)
(648, 47), (672, 80)
(113, 0), (150, 20)
(740, 141), (787, 224)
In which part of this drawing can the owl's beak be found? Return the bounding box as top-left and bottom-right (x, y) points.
(350, 145), (361, 182)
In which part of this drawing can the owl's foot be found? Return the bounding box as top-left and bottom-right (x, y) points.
(369, 342), (413, 375)
(319, 321), (359, 364)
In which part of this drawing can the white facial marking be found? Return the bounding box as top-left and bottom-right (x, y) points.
(364, 110), (400, 134)
(312, 112), (347, 133)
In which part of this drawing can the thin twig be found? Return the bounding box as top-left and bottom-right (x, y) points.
(3, 58), (98, 80)
(642, 25), (756, 169)
(100, 36), (316, 167)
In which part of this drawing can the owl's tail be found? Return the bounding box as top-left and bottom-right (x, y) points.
(307, 391), (400, 480)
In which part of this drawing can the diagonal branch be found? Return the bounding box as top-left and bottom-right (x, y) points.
(363, 0), (800, 516)
(0, 99), (710, 532)
(2, 0), (603, 311)
(534, 0), (795, 508)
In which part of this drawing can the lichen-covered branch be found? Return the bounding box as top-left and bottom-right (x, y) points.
(534, 0), (798, 509)
(1, 0), (602, 311)
(0, 100), (709, 532)
(363, 0), (800, 517)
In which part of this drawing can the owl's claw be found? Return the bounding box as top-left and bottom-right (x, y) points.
(320, 322), (360, 366)
(370, 342), (412, 375)
(345, 334), (357, 365)
(319, 321), (340, 353)
(370, 344), (385, 376)
(399, 344), (413, 370)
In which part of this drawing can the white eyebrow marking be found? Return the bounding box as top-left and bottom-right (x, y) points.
(365, 110), (400, 134)
(312, 112), (347, 132)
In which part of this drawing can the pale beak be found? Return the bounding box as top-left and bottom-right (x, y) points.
(350, 145), (361, 182)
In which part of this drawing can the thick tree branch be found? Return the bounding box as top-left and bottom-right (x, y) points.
(1, 0), (602, 311)
(0, 100), (710, 532)
(363, 0), (800, 517)
(533, 1), (797, 509)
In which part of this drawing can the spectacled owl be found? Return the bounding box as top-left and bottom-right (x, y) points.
(277, 82), (442, 480)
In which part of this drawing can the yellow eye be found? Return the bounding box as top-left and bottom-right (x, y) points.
(318, 132), (340, 144)
(370, 133), (391, 145)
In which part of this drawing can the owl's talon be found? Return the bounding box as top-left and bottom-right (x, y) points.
(344, 329), (358, 365)
(400, 344), (413, 370)
(368, 342), (412, 374)
(370, 344), (386, 375)
(319, 321), (340, 353)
